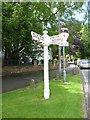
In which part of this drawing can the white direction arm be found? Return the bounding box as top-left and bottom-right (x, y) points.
(31, 31), (69, 46)
(50, 32), (69, 46)
(31, 31), (44, 43)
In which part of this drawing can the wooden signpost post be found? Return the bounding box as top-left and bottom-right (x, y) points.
(31, 30), (69, 99)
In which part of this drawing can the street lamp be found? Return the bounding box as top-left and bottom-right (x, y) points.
(58, 12), (62, 78)
(57, 11), (66, 78)
(52, 7), (62, 78)
(60, 28), (69, 82)
(52, 7), (68, 79)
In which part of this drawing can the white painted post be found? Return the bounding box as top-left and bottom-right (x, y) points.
(44, 45), (49, 99)
(31, 30), (69, 98)
(43, 31), (51, 99)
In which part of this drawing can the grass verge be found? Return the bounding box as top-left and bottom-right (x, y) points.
(0, 93), (2, 119)
(2, 73), (84, 118)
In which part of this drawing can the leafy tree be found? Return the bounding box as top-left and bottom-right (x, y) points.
(69, 32), (83, 59)
(2, 2), (43, 65)
(2, 2), (84, 65)
(80, 24), (90, 58)
(79, 1), (90, 59)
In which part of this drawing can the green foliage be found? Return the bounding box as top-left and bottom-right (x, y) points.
(2, 2), (43, 64)
(80, 24), (90, 58)
(2, 2), (84, 65)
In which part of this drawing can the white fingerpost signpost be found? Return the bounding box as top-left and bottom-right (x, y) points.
(31, 29), (69, 99)
(31, 31), (51, 99)
(43, 31), (51, 99)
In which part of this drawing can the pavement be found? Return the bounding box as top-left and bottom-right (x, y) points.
(2, 65), (76, 93)
(2, 69), (58, 93)
(2, 64), (90, 119)
(80, 70), (90, 120)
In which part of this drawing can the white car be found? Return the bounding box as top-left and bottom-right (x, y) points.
(77, 59), (81, 67)
(79, 59), (90, 69)
(68, 61), (74, 64)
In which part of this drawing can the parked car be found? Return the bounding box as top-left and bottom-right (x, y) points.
(19, 56), (32, 65)
(68, 60), (74, 64)
(79, 59), (90, 69)
(77, 59), (81, 67)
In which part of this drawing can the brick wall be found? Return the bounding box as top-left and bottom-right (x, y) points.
(2, 64), (58, 75)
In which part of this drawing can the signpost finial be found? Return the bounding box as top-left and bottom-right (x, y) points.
(43, 31), (48, 34)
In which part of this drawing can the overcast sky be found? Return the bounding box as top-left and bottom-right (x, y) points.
(74, 2), (87, 21)
(74, 11), (85, 21)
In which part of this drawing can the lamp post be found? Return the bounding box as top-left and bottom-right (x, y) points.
(58, 12), (62, 78)
(61, 28), (69, 82)
(52, 7), (62, 78)
(57, 12), (66, 78)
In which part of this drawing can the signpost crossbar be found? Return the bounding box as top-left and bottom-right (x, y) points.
(31, 31), (44, 42)
(31, 31), (69, 46)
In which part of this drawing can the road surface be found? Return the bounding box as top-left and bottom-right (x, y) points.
(2, 65), (76, 93)
(81, 69), (90, 119)
(81, 69), (90, 94)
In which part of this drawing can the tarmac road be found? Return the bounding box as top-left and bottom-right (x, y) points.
(2, 70), (44, 93)
(81, 69), (90, 119)
(82, 69), (90, 94)
(2, 65), (76, 93)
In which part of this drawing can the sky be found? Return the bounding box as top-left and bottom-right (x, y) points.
(74, 11), (85, 21)
(53, 2), (86, 22)
(74, 2), (87, 21)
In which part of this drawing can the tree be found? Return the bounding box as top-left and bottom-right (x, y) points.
(2, 2), (84, 65)
(2, 2), (43, 65)
(69, 32), (83, 59)
(80, 24), (90, 58)
(79, 1), (90, 59)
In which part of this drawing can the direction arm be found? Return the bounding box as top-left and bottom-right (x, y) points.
(31, 31), (44, 42)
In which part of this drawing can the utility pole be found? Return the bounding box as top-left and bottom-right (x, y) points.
(58, 11), (62, 78)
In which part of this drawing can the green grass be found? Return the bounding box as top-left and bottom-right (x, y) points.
(0, 93), (2, 119)
(2, 73), (84, 118)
